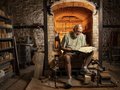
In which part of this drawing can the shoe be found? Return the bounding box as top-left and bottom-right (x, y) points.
(64, 78), (72, 89)
(65, 78), (72, 89)
(64, 83), (72, 89)
(67, 77), (72, 85)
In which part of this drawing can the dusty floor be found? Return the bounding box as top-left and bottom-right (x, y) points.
(26, 61), (120, 90)
(1, 61), (120, 90)
(0, 65), (34, 90)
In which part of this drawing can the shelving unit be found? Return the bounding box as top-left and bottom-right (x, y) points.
(0, 10), (19, 83)
(110, 47), (120, 64)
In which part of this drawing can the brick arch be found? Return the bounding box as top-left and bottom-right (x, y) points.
(51, 0), (96, 12)
(48, 0), (99, 51)
(51, 0), (96, 34)
(53, 7), (92, 21)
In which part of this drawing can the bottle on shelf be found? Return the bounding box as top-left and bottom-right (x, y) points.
(54, 31), (60, 50)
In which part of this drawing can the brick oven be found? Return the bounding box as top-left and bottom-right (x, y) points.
(47, 0), (99, 63)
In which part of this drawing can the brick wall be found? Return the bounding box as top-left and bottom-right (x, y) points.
(7, 0), (44, 51)
(102, 0), (120, 60)
(6, 0), (45, 78)
(93, 14), (99, 48)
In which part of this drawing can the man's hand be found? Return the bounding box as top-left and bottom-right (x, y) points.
(81, 44), (89, 47)
(61, 47), (72, 52)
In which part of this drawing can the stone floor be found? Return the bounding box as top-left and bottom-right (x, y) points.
(1, 61), (120, 90)
(26, 78), (119, 90)
(26, 61), (120, 90)
(0, 65), (34, 90)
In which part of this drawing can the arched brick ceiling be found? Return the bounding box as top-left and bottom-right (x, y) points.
(54, 7), (92, 22)
(56, 16), (82, 23)
(52, 0), (95, 22)
(51, 1), (95, 12)
(52, 0), (94, 39)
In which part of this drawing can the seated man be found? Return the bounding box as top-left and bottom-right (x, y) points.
(61, 24), (93, 86)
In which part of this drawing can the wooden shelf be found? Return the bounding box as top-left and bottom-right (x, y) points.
(13, 24), (44, 29)
(112, 55), (120, 57)
(18, 43), (33, 46)
(0, 15), (11, 22)
(0, 10), (20, 83)
(0, 38), (13, 42)
(0, 47), (14, 52)
(0, 70), (13, 83)
(0, 59), (14, 65)
(0, 26), (12, 29)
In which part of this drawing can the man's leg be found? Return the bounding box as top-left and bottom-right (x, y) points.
(81, 52), (93, 74)
(84, 52), (93, 66)
(64, 54), (72, 79)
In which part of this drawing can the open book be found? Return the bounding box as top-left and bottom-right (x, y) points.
(64, 46), (97, 53)
(78, 46), (97, 53)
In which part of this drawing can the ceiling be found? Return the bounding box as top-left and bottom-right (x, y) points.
(51, 1), (94, 39)
(53, 7), (92, 23)
(52, 0), (95, 24)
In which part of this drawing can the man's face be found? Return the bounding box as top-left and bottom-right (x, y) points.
(74, 25), (83, 35)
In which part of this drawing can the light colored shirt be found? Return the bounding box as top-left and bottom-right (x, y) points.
(61, 32), (87, 50)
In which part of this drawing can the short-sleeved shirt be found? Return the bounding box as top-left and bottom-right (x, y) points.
(61, 32), (87, 50)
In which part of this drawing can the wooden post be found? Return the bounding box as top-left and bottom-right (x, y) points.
(99, 0), (103, 65)
(43, 0), (48, 75)
(13, 36), (20, 75)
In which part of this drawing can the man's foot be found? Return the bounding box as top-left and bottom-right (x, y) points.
(64, 83), (72, 89)
(67, 78), (72, 85)
(64, 78), (72, 89)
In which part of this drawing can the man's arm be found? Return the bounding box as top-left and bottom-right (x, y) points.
(61, 47), (72, 52)
(61, 34), (73, 52)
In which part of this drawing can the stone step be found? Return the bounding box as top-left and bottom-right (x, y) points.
(100, 71), (111, 80)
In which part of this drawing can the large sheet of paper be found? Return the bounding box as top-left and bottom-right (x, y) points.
(78, 46), (97, 53)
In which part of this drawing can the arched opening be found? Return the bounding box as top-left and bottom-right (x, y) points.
(47, 0), (98, 65)
(51, 0), (97, 46)
(53, 7), (93, 45)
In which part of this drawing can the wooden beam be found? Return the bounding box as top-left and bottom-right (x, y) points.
(13, 25), (44, 29)
(99, 0), (103, 65)
(103, 25), (120, 28)
(43, 0), (48, 76)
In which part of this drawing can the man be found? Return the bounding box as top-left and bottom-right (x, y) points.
(61, 24), (93, 86)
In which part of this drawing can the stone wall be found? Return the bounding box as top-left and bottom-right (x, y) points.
(8, 0), (44, 51)
(103, 0), (120, 25)
(102, 0), (120, 60)
(103, 0), (120, 39)
(6, 0), (45, 78)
